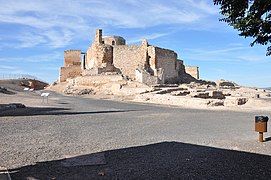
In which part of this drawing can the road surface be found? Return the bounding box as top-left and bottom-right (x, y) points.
(0, 91), (271, 179)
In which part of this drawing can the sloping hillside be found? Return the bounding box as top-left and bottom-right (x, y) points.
(0, 79), (48, 93)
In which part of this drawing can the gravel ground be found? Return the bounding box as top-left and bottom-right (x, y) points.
(0, 79), (31, 92)
(1, 90), (271, 179)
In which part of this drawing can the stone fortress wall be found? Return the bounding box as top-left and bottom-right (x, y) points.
(59, 50), (82, 82)
(185, 66), (199, 79)
(64, 50), (81, 67)
(151, 46), (178, 84)
(113, 45), (144, 79)
(103, 36), (126, 46)
(59, 29), (199, 85)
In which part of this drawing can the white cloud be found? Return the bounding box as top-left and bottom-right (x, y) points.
(182, 45), (270, 63)
(0, 65), (30, 76)
(180, 0), (219, 15)
(0, 0), (220, 49)
(17, 31), (47, 48)
(127, 33), (169, 44)
(0, 52), (62, 63)
(235, 54), (269, 63)
(189, 47), (247, 55)
(0, 65), (18, 70)
(45, 29), (74, 48)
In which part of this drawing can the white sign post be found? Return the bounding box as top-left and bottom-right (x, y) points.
(41, 92), (50, 103)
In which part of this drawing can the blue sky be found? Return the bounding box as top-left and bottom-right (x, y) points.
(0, 0), (270, 87)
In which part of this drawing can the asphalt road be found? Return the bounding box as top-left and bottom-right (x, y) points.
(1, 91), (271, 179)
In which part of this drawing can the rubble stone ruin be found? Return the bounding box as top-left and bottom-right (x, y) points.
(59, 29), (199, 85)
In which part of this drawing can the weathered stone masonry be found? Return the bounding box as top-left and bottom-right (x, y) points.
(185, 66), (199, 79)
(59, 29), (199, 85)
(59, 50), (82, 82)
(113, 45), (143, 79)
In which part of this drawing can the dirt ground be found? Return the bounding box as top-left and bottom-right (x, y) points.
(46, 78), (271, 112)
(1, 78), (271, 112)
(1, 79), (271, 179)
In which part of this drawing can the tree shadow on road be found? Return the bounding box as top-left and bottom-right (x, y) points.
(8, 141), (271, 179)
(0, 107), (137, 117)
(265, 137), (271, 142)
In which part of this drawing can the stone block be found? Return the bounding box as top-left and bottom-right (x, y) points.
(210, 91), (225, 99)
(171, 90), (190, 96)
(207, 100), (224, 106)
(193, 92), (210, 99)
(224, 97), (248, 106)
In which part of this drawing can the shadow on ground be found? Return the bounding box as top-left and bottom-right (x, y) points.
(265, 137), (271, 142)
(0, 107), (136, 117)
(9, 142), (271, 179)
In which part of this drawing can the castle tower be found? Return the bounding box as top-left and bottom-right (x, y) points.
(142, 38), (148, 47)
(95, 29), (102, 44)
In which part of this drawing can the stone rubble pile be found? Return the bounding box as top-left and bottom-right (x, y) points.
(146, 80), (271, 107)
(51, 77), (271, 109)
(63, 86), (94, 95)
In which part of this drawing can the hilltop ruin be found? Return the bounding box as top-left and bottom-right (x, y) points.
(59, 29), (198, 85)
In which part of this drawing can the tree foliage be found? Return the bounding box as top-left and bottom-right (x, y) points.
(214, 0), (271, 56)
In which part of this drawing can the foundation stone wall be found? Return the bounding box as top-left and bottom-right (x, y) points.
(75, 75), (123, 86)
(135, 68), (158, 85)
(60, 66), (81, 82)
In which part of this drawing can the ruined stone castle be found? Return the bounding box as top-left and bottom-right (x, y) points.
(59, 29), (199, 85)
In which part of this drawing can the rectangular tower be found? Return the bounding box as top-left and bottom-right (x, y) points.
(95, 29), (102, 44)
